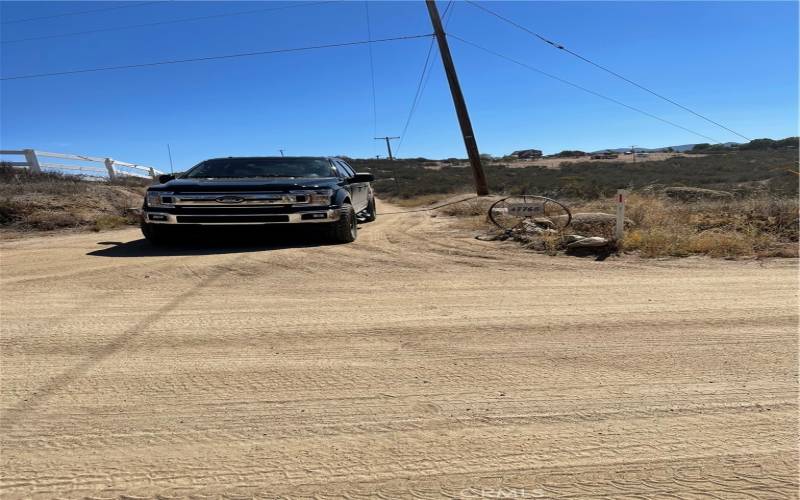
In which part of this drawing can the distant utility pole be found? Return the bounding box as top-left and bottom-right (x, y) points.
(631, 145), (637, 164)
(426, 0), (488, 196)
(279, 148), (285, 157)
(374, 136), (399, 160)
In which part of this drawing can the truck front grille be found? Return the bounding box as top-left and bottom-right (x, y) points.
(175, 215), (290, 224)
(172, 192), (306, 206)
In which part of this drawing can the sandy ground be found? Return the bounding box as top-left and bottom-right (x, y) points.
(1, 201), (798, 499)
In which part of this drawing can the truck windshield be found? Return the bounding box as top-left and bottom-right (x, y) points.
(184, 158), (335, 179)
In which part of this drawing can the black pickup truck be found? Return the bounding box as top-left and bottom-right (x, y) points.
(141, 156), (375, 244)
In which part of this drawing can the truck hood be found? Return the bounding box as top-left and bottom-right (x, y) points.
(149, 177), (343, 192)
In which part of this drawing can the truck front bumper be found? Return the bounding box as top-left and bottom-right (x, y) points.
(143, 209), (341, 225)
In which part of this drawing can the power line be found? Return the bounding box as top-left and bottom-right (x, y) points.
(395, 1), (455, 156)
(464, 0), (751, 142)
(442, 1), (457, 24)
(0, 34), (434, 81)
(2, 1), (166, 25)
(396, 37), (436, 154)
(2, 1), (337, 44)
(364, 1), (378, 140)
(448, 33), (722, 144)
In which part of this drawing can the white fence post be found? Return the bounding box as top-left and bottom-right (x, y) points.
(104, 158), (116, 180)
(23, 149), (41, 173)
(615, 189), (627, 241)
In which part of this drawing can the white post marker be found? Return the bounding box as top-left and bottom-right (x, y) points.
(23, 149), (41, 173)
(615, 189), (627, 241)
(104, 158), (116, 180)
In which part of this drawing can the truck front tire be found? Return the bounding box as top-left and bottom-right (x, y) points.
(141, 222), (168, 245)
(327, 203), (357, 243)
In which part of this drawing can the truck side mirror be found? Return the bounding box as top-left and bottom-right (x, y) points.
(158, 174), (175, 184)
(350, 173), (374, 183)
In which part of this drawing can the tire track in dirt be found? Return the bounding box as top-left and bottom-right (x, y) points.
(0, 257), (241, 429)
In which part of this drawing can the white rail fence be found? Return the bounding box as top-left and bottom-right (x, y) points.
(0, 149), (164, 180)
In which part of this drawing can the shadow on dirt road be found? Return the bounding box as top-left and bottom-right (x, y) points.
(87, 227), (338, 257)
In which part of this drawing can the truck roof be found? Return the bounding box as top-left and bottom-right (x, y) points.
(204, 156), (344, 161)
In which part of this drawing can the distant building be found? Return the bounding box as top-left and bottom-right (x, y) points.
(510, 149), (543, 159)
(591, 152), (619, 160)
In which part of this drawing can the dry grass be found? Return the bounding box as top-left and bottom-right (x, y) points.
(571, 194), (798, 258)
(92, 214), (134, 232)
(539, 231), (562, 256)
(0, 167), (147, 234)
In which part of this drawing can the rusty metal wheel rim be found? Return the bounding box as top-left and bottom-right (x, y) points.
(488, 195), (572, 231)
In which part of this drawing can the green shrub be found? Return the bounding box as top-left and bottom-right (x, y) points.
(351, 147), (798, 200)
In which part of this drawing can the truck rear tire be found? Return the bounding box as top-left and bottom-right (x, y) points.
(327, 203), (357, 243)
(360, 196), (377, 223)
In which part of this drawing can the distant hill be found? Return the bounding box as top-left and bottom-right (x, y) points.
(591, 142), (740, 154)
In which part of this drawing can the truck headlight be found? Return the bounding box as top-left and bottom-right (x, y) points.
(307, 189), (333, 206)
(146, 191), (174, 208)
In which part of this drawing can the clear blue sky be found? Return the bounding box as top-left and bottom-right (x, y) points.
(1, 1), (797, 171)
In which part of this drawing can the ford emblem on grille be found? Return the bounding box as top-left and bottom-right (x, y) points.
(216, 195), (245, 204)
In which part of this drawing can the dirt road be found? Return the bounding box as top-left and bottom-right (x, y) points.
(1, 203), (797, 498)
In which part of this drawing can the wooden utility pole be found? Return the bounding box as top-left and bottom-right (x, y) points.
(425, 0), (488, 195)
(374, 136), (399, 160)
(631, 145), (637, 163)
